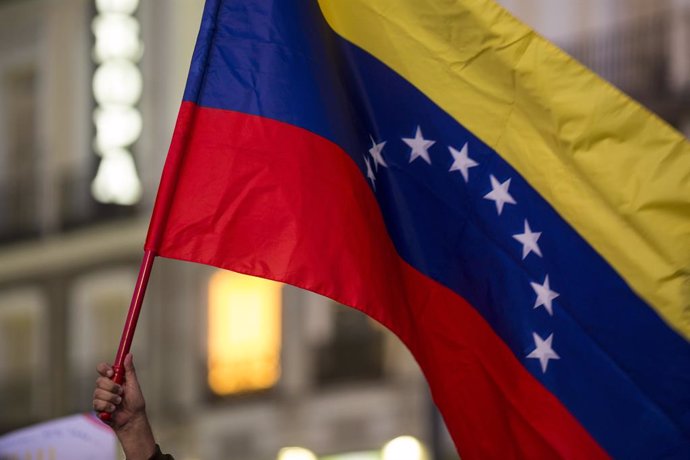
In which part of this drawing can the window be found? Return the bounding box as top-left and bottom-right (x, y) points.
(207, 270), (282, 396)
(68, 267), (139, 408)
(0, 288), (46, 430)
(0, 65), (39, 241)
(314, 302), (385, 387)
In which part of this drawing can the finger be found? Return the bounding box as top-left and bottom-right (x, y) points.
(96, 362), (114, 378)
(93, 388), (123, 405)
(95, 376), (123, 395)
(92, 398), (117, 413)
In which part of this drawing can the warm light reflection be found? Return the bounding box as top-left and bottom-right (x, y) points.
(276, 447), (317, 460)
(208, 271), (282, 395)
(93, 60), (142, 106)
(94, 106), (142, 151)
(91, 0), (142, 205)
(91, 147), (142, 205)
(321, 452), (380, 460)
(92, 14), (142, 62)
(381, 436), (426, 460)
(96, 0), (139, 14)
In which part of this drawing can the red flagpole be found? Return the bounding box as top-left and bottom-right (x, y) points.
(99, 249), (156, 422)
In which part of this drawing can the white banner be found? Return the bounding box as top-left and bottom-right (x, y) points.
(0, 413), (116, 460)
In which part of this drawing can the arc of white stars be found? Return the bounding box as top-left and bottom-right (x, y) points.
(483, 175), (517, 215)
(402, 126), (435, 164)
(368, 136), (387, 170)
(448, 142), (478, 183)
(513, 219), (543, 260)
(364, 156), (376, 190)
(527, 332), (560, 373)
(530, 275), (559, 316)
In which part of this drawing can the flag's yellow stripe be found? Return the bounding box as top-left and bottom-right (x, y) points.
(318, 0), (690, 339)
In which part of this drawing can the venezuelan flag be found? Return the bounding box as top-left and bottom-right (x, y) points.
(147, 0), (690, 458)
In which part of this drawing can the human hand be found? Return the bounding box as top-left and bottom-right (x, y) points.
(93, 353), (147, 431)
(93, 353), (156, 460)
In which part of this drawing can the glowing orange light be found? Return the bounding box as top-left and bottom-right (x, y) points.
(207, 271), (282, 395)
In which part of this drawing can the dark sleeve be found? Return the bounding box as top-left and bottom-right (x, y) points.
(147, 444), (175, 460)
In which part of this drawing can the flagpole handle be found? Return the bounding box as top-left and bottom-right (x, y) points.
(99, 249), (156, 422)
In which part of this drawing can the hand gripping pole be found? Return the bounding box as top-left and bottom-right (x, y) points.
(98, 250), (156, 422)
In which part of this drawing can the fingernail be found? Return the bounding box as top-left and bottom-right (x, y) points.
(118, 386), (124, 395)
(106, 370), (113, 377)
(115, 396), (122, 404)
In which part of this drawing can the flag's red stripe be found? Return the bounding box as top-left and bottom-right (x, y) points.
(147, 102), (609, 459)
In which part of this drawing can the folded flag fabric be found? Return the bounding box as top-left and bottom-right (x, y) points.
(146, 0), (690, 458)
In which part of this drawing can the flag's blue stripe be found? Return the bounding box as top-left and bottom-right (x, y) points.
(184, 1), (690, 457)
(183, 0), (366, 156)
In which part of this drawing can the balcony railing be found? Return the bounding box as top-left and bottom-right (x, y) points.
(0, 173), (41, 243)
(563, 7), (690, 127)
(0, 170), (139, 244)
(315, 304), (385, 387)
(0, 377), (35, 433)
(566, 12), (669, 99)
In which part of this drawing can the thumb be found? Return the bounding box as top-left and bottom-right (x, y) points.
(123, 353), (138, 383)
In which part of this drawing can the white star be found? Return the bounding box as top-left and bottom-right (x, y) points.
(364, 156), (376, 190)
(483, 175), (517, 215)
(368, 136), (387, 170)
(530, 275), (559, 316)
(527, 332), (560, 373)
(448, 142), (478, 183)
(513, 219), (543, 260)
(402, 126), (435, 164)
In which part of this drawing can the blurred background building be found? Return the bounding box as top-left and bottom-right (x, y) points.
(0, 0), (687, 459)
